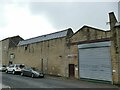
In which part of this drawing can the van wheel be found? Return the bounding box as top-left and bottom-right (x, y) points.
(31, 74), (34, 78)
(21, 72), (24, 76)
(12, 70), (15, 75)
(6, 70), (8, 73)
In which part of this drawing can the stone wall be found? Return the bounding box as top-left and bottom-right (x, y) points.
(111, 25), (120, 84)
(67, 25), (110, 79)
(9, 37), (68, 77)
(2, 39), (9, 65)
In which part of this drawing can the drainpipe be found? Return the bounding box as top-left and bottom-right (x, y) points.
(41, 59), (43, 72)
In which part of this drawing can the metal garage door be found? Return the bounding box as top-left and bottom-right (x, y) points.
(78, 41), (112, 82)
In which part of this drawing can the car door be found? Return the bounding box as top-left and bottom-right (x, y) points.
(8, 65), (14, 72)
(27, 68), (32, 76)
(23, 68), (31, 76)
(23, 68), (28, 75)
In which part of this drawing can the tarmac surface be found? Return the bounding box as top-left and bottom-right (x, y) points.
(1, 72), (119, 89)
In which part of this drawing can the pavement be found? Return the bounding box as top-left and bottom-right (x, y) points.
(0, 83), (11, 88)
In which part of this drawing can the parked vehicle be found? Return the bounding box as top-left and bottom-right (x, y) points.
(6, 64), (25, 74)
(0, 64), (6, 72)
(21, 67), (44, 78)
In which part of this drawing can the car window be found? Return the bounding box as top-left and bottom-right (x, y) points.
(9, 65), (14, 67)
(32, 68), (36, 71)
(24, 67), (30, 70)
(27, 67), (32, 71)
(16, 65), (20, 67)
(14, 64), (25, 68)
(19, 65), (25, 68)
(29, 69), (32, 71)
(32, 68), (39, 72)
(28, 68), (32, 70)
(2, 65), (6, 67)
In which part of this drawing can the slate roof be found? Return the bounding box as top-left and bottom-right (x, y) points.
(1, 35), (23, 47)
(18, 29), (70, 46)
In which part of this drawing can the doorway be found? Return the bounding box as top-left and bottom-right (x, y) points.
(8, 61), (13, 65)
(69, 64), (75, 78)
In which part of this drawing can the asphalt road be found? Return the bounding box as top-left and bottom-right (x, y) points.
(1, 72), (119, 88)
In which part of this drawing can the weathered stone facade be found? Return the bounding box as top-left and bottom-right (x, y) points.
(9, 29), (73, 77)
(8, 26), (111, 79)
(112, 24), (120, 84)
(67, 25), (110, 79)
(2, 12), (120, 85)
(2, 39), (9, 65)
(108, 12), (120, 84)
(110, 23), (120, 84)
(114, 25), (120, 84)
(0, 36), (23, 65)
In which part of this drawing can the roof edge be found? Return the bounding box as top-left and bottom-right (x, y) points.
(18, 28), (72, 46)
(1, 35), (24, 41)
(69, 25), (110, 39)
(21, 28), (72, 42)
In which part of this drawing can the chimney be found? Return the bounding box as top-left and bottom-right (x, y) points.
(109, 12), (120, 85)
(109, 12), (118, 30)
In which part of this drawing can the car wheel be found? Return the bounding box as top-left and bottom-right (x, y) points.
(21, 72), (24, 76)
(12, 70), (15, 75)
(6, 70), (8, 73)
(40, 76), (44, 78)
(31, 74), (34, 78)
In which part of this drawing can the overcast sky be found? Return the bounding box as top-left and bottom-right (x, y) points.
(0, 0), (119, 40)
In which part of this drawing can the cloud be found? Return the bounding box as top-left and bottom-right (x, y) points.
(0, 2), (56, 40)
(0, 1), (118, 40)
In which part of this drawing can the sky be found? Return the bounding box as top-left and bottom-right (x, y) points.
(0, 0), (119, 40)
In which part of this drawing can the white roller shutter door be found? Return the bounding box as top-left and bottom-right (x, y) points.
(78, 41), (112, 82)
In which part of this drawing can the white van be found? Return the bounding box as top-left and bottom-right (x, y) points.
(6, 64), (25, 74)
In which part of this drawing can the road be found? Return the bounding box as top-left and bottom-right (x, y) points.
(1, 72), (119, 88)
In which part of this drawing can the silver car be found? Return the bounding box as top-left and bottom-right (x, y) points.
(21, 67), (44, 78)
(0, 64), (6, 72)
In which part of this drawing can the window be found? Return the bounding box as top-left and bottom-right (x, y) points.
(10, 53), (15, 59)
(25, 46), (28, 50)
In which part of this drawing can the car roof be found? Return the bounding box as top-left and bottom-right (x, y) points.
(12, 64), (24, 65)
(14, 64), (24, 65)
